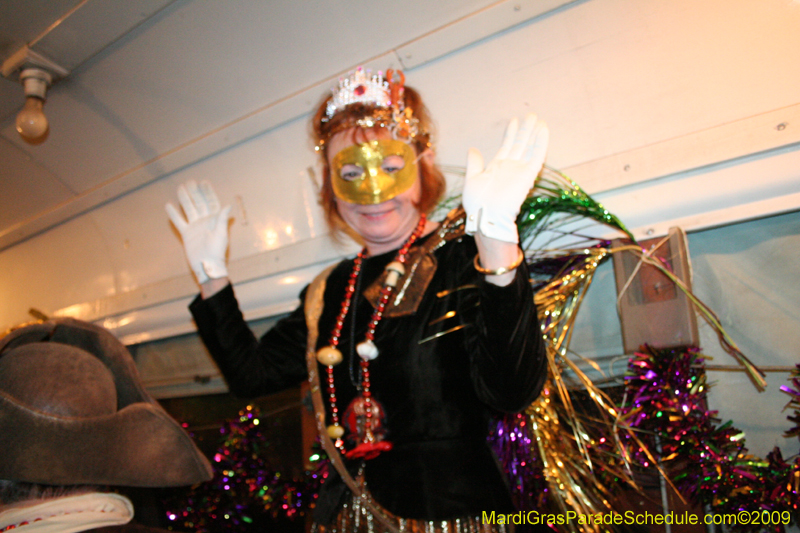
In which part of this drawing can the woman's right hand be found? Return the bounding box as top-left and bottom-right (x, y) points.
(166, 180), (232, 286)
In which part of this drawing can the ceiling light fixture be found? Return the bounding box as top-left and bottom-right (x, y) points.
(16, 68), (53, 144)
(2, 46), (69, 146)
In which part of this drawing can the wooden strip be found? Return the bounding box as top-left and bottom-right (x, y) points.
(564, 104), (800, 195)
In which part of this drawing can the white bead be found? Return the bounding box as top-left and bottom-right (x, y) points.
(356, 340), (379, 361)
(385, 261), (405, 287)
(316, 346), (343, 366)
(386, 261), (405, 276)
(327, 424), (345, 439)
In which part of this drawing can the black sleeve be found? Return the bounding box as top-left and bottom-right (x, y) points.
(189, 283), (309, 398)
(465, 254), (548, 412)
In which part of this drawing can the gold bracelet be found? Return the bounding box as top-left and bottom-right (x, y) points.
(473, 248), (525, 276)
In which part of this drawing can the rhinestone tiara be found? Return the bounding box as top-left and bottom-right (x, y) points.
(325, 67), (392, 119)
(317, 67), (427, 149)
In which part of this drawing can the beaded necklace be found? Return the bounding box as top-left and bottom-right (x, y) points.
(315, 215), (427, 460)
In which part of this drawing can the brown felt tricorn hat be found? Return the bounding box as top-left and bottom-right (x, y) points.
(0, 317), (213, 487)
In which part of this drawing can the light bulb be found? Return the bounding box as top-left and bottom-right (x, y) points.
(16, 96), (49, 143)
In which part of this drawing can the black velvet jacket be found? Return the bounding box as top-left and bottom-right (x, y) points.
(190, 232), (547, 521)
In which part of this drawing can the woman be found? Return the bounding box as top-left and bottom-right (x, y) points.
(168, 68), (549, 532)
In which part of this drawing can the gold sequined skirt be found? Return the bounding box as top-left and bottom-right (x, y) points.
(311, 489), (513, 533)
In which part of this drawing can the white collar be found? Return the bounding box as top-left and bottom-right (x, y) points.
(0, 492), (134, 533)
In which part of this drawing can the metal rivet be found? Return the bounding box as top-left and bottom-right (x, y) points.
(623, 164), (631, 172)
(646, 228), (654, 236)
(777, 122), (788, 131)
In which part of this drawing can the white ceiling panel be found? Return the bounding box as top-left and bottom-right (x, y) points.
(0, 0), (80, 54)
(31, 0), (177, 71)
(0, 137), (74, 229)
(423, 0), (800, 174)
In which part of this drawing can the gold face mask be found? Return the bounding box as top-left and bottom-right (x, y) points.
(331, 139), (418, 205)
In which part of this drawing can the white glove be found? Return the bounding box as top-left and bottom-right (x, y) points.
(462, 113), (549, 243)
(166, 180), (232, 284)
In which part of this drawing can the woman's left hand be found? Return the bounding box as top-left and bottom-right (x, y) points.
(462, 113), (549, 243)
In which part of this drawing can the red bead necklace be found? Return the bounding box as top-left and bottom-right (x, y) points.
(316, 215), (427, 460)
